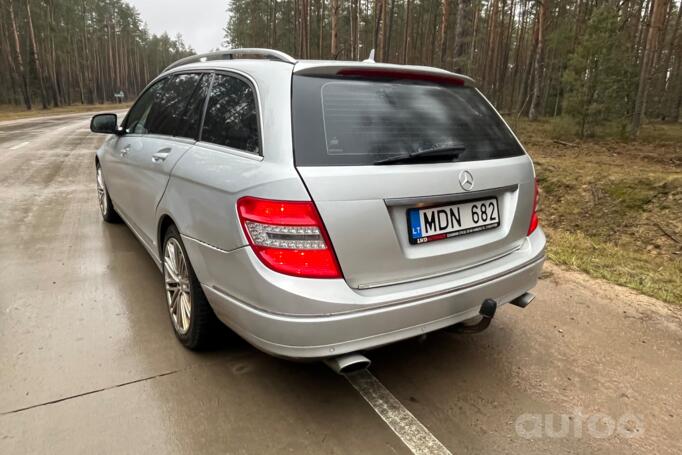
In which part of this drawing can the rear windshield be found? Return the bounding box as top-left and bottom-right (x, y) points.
(292, 75), (525, 166)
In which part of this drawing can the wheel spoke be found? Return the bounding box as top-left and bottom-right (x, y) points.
(169, 288), (180, 314)
(178, 293), (188, 330)
(177, 254), (186, 278)
(164, 244), (179, 279)
(165, 258), (180, 283)
(182, 292), (191, 322)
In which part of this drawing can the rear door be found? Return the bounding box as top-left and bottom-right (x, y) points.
(118, 72), (210, 247)
(291, 68), (536, 289)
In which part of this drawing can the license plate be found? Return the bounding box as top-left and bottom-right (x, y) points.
(407, 197), (500, 244)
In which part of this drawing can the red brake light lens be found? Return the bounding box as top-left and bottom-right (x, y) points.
(528, 178), (540, 236)
(336, 68), (465, 86)
(237, 197), (342, 278)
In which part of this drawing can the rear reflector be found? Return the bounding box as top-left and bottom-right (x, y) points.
(237, 197), (342, 278)
(527, 178), (540, 236)
(336, 68), (465, 86)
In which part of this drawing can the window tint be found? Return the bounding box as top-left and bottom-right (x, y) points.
(175, 73), (211, 140)
(292, 76), (525, 166)
(145, 73), (202, 136)
(201, 74), (260, 154)
(125, 78), (167, 134)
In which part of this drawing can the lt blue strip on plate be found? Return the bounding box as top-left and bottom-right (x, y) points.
(409, 209), (422, 239)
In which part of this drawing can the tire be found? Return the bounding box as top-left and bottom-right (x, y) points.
(162, 225), (217, 350)
(96, 163), (120, 223)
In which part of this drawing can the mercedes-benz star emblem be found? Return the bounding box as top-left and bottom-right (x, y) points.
(459, 170), (474, 191)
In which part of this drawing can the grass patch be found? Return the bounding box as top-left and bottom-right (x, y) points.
(0, 102), (131, 122)
(547, 229), (682, 304)
(603, 179), (660, 211)
(509, 118), (682, 305)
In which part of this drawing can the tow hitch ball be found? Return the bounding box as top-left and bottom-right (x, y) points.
(447, 298), (498, 334)
(447, 292), (536, 334)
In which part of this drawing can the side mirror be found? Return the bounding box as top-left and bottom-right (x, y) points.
(90, 113), (120, 135)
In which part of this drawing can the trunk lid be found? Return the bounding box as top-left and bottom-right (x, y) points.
(291, 66), (535, 289)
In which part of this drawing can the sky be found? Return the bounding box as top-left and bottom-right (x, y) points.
(127, 0), (228, 53)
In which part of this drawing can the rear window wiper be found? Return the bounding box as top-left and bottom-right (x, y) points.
(374, 142), (467, 165)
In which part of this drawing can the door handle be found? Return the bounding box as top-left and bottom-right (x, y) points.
(152, 148), (171, 163)
(120, 145), (131, 157)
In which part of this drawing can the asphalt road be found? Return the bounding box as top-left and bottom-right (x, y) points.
(1, 113), (681, 454)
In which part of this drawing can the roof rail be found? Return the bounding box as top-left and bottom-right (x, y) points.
(163, 48), (297, 72)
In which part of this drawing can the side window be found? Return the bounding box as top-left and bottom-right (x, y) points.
(201, 74), (260, 154)
(175, 73), (211, 140)
(146, 73), (202, 137)
(124, 78), (167, 134)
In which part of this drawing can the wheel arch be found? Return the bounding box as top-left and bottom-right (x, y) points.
(157, 214), (177, 258)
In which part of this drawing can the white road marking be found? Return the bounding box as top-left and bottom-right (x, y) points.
(10, 141), (30, 150)
(346, 369), (452, 455)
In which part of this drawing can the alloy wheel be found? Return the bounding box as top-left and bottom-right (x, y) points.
(96, 166), (107, 216)
(164, 238), (192, 335)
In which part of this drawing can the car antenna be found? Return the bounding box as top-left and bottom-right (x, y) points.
(363, 49), (375, 63)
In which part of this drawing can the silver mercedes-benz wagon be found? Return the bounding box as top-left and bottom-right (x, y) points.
(91, 48), (545, 365)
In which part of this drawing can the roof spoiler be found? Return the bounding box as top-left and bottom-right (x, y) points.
(293, 62), (475, 86)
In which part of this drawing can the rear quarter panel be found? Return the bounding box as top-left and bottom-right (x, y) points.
(160, 148), (310, 253)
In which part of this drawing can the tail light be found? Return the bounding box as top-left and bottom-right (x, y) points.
(527, 178), (540, 236)
(237, 197), (342, 278)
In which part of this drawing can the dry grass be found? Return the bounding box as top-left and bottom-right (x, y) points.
(0, 102), (131, 122)
(509, 117), (682, 304)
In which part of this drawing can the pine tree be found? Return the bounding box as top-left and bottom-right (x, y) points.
(562, 5), (636, 137)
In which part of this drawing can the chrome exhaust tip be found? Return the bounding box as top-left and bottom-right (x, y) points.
(324, 353), (371, 375)
(509, 292), (535, 308)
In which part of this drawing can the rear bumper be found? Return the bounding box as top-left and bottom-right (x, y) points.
(185, 229), (546, 359)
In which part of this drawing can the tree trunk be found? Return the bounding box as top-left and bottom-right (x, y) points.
(26, 0), (48, 108)
(374, 0), (386, 61)
(0, 13), (21, 105)
(469, 1), (479, 73)
(500, 0), (516, 108)
(439, 0), (450, 67)
(355, 0), (360, 59)
(271, 0), (277, 49)
(662, 2), (681, 120)
(331, 0), (339, 57)
(349, 0), (355, 60)
(429, 0), (439, 65)
(318, 0), (324, 58)
(8, 0), (32, 109)
(453, 0), (468, 72)
(385, 0), (395, 61)
(509, 0), (529, 110)
(528, 0), (547, 121)
(671, 49), (682, 121)
(46, 0), (62, 107)
(631, 0), (669, 135)
(402, 0), (411, 64)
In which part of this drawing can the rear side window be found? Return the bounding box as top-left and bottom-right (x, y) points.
(201, 74), (260, 154)
(145, 73), (202, 137)
(292, 75), (524, 166)
(175, 73), (211, 140)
